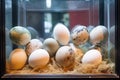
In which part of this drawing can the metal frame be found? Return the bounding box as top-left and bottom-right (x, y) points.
(0, 0), (120, 78)
(0, 0), (6, 77)
(99, 0), (104, 25)
(2, 74), (119, 78)
(115, 0), (120, 75)
(12, 0), (18, 49)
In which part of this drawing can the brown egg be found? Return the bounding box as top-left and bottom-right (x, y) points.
(9, 48), (27, 70)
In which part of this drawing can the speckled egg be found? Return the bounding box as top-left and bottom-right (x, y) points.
(9, 48), (27, 70)
(43, 38), (59, 57)
(25, 39), (43, 56)
(81, 49), (102, 65)
(55, 46), (75, 68)
(28, 49), (50, 69)
(71, 25), (89, 46)
(90, 25), (108, 45)
(9, 26), (31, 45)
(53, 23), (70, 45)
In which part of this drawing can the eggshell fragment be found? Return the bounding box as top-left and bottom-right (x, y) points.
(81, 49), (102, 65)
(55, 46), (75, 68)
(43, 38), (59, 57)
(9, 48), (27, 70)
(28, 49), (50, 69)
(53, 23), (70, 45)
(90, 25), (108, 45)
(9, 26), (31, 45)
(71, 25), (89, 46)
(25, 39), (43, 56)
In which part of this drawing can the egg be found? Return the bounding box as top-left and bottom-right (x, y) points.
(81, 49), (102, 65)
(28, 49), (50, 69)
(90, 25), (108, 45)
(9, 26), (31, 45)
(53, 23), (70, 45)
(71, 25), (89, 46)
(9, 48), (27, 69)
(43, 38), (59, 57)
(55, 46), (75, 68)
(25, 39), (43, 56)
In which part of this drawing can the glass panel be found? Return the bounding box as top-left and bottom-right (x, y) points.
(5, 0), (115, 75)
(104, 0), (115, 62)
(18, 0), (26, 26)
(5, 0), (12, 59)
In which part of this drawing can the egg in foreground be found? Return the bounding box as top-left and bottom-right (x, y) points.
(9, 48), (27, 70)
(55, 46), (75, 68)
(28, 49), (50, 69)
(81, 49), (102, 65)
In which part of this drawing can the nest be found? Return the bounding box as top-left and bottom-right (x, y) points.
(6, 48), (115, 75)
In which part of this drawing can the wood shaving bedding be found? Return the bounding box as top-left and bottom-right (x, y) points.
(6, 56), (115, 74)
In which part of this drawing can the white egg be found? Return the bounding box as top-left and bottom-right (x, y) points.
(9, 48), (27, 69)
(43, 38), (59, 57)
(81, 49), (102, 65)
(9, 26), (31, 45)
(25, 39), (43, 56)
(28, 49), (50, 68)
(55, 46), (75, 68)
(53, 23), (70, 45)
(90, 25), (108, 45)
(71, 25), (89, 46)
